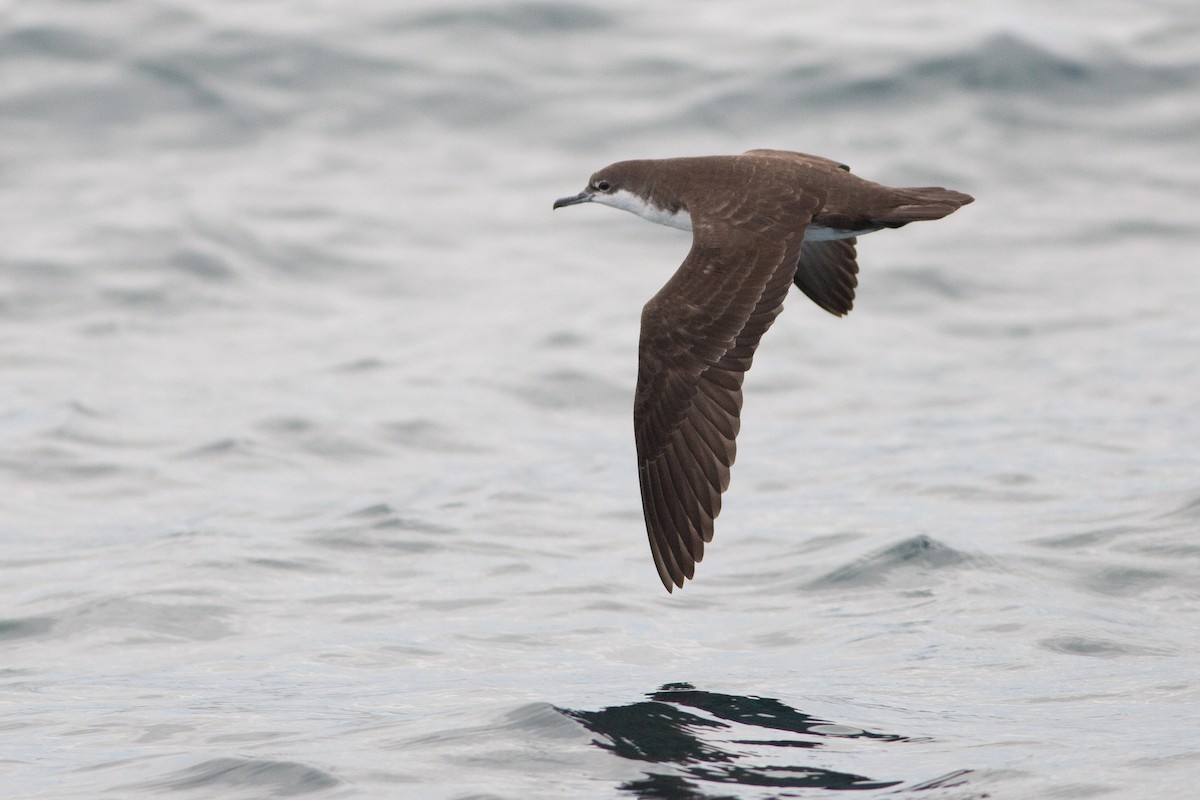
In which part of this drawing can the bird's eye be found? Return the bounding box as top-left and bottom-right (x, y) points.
(594, 180), (612, 192)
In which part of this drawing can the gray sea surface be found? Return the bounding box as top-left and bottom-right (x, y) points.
(3, 1), (1199, 798)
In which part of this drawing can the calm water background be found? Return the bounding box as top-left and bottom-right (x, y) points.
(3, 1), (1199, 798)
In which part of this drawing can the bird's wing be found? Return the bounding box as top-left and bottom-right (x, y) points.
(793, 238), (859, 316)
(742, 148), (851, 172)
(635, 203), (815, 591)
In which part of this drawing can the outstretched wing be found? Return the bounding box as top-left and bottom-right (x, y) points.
(635, 219), (811, 591)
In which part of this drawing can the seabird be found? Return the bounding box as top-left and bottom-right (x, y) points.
(553, 149), (973, 592)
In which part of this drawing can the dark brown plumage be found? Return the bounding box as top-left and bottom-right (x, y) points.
(554, 149), (973, 591)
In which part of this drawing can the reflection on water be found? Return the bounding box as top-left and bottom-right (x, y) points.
(560, 684), (973, 798)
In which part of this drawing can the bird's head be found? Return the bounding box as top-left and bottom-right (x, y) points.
(553, 161), (692, 231)
(552, 167), (622, 210)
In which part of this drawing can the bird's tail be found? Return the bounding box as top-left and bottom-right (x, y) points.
(883, 187), (975, 223)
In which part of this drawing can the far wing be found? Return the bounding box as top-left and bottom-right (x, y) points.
(793, 238), (859, 316)
(742, 148), (851, 172)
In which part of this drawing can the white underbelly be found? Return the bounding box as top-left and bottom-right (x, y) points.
(804, 224), (879, 241)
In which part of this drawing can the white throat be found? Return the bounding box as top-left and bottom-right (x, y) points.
(594, 189), (692, 231)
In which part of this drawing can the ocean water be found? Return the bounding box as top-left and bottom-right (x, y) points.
(2, 1), (1199, 798)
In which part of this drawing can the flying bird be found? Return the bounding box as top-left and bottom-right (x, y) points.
(553, 149), (973, 591)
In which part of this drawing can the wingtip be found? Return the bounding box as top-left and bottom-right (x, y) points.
(653, 561), (680, 593)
